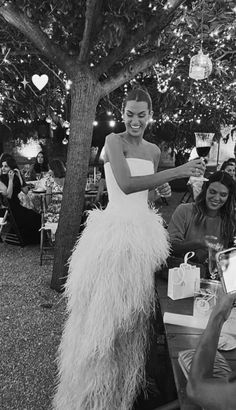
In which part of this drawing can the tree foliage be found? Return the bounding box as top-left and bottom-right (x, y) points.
(0, 0), (235, 146)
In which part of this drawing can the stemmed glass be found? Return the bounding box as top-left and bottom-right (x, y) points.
(205, 235), (223, 280)
(194, 133), (214, 180)
(35, 173), (42, 189)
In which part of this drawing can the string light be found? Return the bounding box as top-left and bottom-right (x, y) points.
(0, 1), (234, 133)
(62, 137), (68, 145)
(109, 120), (116, 127)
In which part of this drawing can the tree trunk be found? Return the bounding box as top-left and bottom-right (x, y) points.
(51, 71), (100, 291)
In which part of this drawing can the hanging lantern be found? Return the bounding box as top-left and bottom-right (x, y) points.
(189, 49), (212, 81)
(62, 137), (68, 145)
(51, 122), (57, 130)
(63, 120), (70, 128)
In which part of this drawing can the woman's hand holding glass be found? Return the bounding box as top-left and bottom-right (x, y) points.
(156, 182), (172, 198)
(179, 158), (206, 178)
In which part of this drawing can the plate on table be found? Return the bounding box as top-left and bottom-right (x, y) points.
(218, 333), (236, 351)
(32, 189), (46, 194)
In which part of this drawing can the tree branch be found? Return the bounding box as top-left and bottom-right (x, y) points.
(79, 0), (102, 62)
(0, 2), (75, 76)
(100, 50), (164, 97)
(95, 0), (185, 77)
(215, 50), (236, 61)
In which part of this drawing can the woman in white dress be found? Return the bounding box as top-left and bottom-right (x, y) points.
(53, 87), (205, 410)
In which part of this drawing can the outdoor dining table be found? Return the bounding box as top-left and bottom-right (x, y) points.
(155, 275), (236, 410)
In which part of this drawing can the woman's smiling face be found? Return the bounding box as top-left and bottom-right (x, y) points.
(123, 100), (152, 138)
(1, 161), (11, 174)
(37, 153), (44, 163)
(206, 181), (229, 212)
(224, 164), (235, 179)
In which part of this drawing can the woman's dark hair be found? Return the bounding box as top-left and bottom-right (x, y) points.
(194, 171), (236, 246)
(122, 85), (152, 112)
(33, 151), (49, 173)
(220, 161), (234, 171)
(0, 154), (18, 170)
(49, 159), (66, 178)
(227, 157), (236, 164)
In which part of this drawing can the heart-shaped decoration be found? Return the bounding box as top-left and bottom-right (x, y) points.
(32, 74), (49, 91)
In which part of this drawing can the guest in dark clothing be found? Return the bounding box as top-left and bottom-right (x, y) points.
(94, 165), (107, 208)
(220, 160), (235, 180)
(29, 151), (49, 180)
(0, 155), (41, 244)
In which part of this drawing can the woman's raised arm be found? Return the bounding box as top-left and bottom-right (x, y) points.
(105, 134), (205, 194)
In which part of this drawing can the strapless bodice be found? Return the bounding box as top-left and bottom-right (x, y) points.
(104, 158), (154, 209)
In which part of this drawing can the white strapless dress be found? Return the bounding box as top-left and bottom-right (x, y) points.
(53, 158), (170, 410)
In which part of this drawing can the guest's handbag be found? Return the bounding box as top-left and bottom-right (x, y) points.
(178, 348), (232, 379)
(167, 252), (200, 300)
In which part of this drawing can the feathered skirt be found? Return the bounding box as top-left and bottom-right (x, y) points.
(53, 203), (169, 410)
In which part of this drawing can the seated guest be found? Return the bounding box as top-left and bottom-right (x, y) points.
(29, 151), (49, 180)
(187, 292), (236, 409)
(43, 159), (66, 234)
(227, 157), (235, 164)
(0, 155), (41, 244)
(167, 171), (236, 267)
(20, 163), (31, 181)
(0, 153), (12, 174)
(48, 158), (66, 190)
(94, 165), (107, 207)
(220, 160), (235, 180)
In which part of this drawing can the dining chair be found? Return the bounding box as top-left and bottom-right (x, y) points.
(39, 191), (62, 265)
(179, 183), (194, 204)
(0, 202), (25, 246)
(0, 207), (8, 237)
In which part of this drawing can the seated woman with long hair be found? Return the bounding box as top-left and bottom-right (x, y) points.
(48, 158), (66, 190)
(167, 171), (236, 269)
(0, 155), (41, 244)
(220, 160), (235, 180)
(29, 150), (49, 180)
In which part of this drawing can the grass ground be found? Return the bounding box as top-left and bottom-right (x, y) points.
(1, 191), (183, 410)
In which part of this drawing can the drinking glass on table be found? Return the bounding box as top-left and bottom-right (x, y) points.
(205, 235), (223, 280)
(35, 172), (42, 189)
(193, 278), (222, 318)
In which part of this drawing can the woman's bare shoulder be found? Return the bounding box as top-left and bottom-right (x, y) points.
(104, 133), (125, 162)
(0, 180), (7, 194)
(143, 141), (160, 163)
(146, 141), (160, 154)
(105, 132), (126, 144)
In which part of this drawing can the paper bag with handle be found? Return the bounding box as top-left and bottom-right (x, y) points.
(167, 252), (200, 300)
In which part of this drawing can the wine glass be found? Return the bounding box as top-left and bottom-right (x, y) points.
(35, 173), (42, 189)
(194, 133), (214, 180)
(205, 235), (223, 280)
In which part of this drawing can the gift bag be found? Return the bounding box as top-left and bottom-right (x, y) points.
(168, 252), (200, 300)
